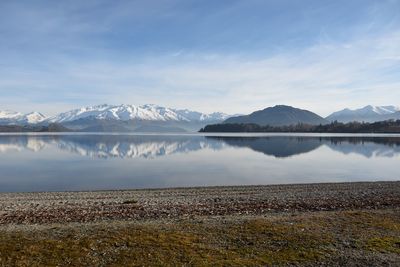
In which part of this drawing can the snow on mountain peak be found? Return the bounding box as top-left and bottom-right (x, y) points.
(23, 112), (47, 124)
(357, 105), (399, 115)
(326, 105), (400, 123)
(371, 105), (400, 115)
(173, 109), (231, 122)
(0, 110), (47, 124)
(332, 105), (399, 116)
(0, 110), (22, 119)
(48, 104), (232, 123)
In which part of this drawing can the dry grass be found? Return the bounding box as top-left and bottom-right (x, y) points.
(0, 210), (399, 266)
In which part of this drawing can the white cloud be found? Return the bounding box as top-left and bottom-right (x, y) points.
(62, 30), (399, 116)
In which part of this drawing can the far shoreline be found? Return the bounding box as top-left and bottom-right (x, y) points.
(2, 131), (400, 137)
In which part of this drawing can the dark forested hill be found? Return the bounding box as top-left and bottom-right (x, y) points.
(224, 105), (328, 126)
(200, 120), (400, 133)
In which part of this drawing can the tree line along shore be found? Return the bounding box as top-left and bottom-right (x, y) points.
(200, 120), (400, 133)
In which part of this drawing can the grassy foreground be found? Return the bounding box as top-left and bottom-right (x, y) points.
(1, 209), (399, 266)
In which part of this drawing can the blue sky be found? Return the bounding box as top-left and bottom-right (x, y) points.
(0, 0), (399, 116)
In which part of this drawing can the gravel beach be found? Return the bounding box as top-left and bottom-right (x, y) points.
(1, 181), (399, 266)
(0, 181), (399, 224)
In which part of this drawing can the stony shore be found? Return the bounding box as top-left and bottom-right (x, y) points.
(1, 182), (399, 266)
(1, 182), (400, 224)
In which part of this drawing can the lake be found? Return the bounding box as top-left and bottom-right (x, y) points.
(0, 133), (399, 192)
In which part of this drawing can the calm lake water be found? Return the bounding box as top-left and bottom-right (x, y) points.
(0, 133), (399, 192)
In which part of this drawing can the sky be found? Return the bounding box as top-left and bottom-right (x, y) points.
(0, 0), (399, 117)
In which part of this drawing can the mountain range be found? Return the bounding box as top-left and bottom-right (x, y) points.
(325, 105), (400, 123)
(0, 104), (233, 132)
(0, 111), (47, 125)
(47, 104), (231, 123)
(222, 105), (400, 127)
(1, 104), (399, 132)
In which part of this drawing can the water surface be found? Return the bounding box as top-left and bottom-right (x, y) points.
(0, 133), (399, 192)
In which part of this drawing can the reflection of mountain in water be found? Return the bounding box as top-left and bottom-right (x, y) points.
(0, 135), (225, 159)
(208, 137), (323, 158)
(0, 135), (400, 159)
(209, 136), (400, 158)
(53, 135), (225, 159)
(324, 137), (400, 158)
(0, 136), (47, 152)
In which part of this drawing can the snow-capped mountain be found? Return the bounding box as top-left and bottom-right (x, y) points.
(326, 105), (400, 123)
(47, 104), (231, 123)
(0, 110), (22, 120)
(0, 110), (47, 125)
(19, 112), (47, 124)
(173, 109), (232, 122)
(0, 104), (233, 132)
(369, 106), (400, 115)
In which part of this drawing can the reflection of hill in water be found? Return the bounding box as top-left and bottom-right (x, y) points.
(0, 135), (400, 159)
(207, 136), (400, 158)
(208, 137), (323, 158)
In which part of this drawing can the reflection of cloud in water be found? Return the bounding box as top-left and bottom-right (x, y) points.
(0, 135), (399, 159)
